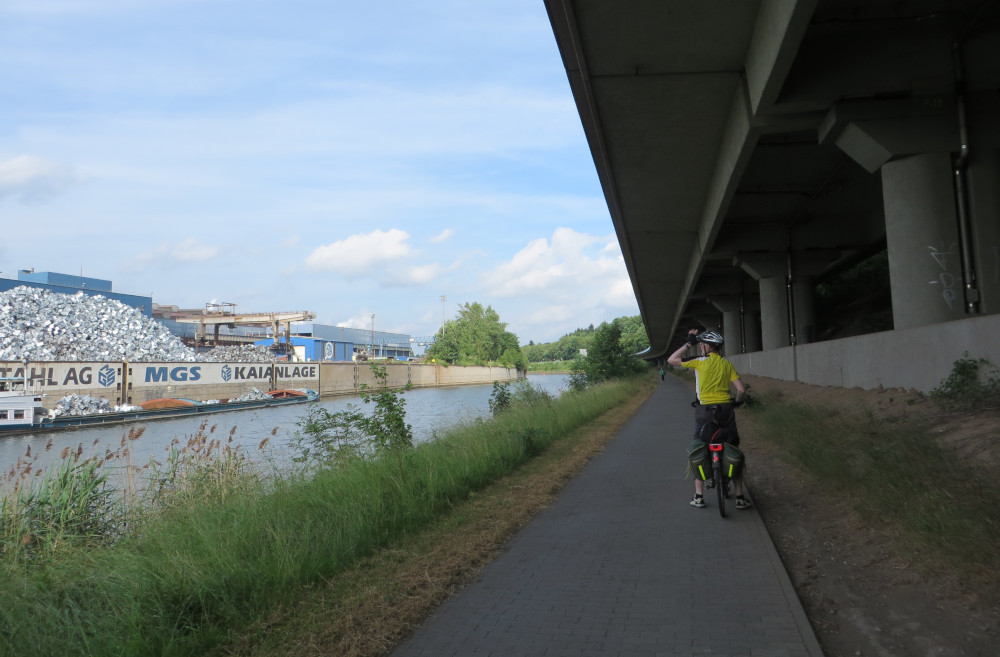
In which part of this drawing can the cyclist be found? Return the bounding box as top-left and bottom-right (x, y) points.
(667, 328), (750, 510)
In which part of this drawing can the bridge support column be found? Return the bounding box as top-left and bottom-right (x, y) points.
(708, 296), (744, 354)
(735, 252), (834, 350)
(734, 254), (789, 350)
(882, 152), (967, 328)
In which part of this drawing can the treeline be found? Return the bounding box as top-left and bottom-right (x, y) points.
(521, 315), (648, 363)
(422, 303), (649, 373)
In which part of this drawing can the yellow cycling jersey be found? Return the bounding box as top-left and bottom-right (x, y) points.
(681, 352), (740, 404)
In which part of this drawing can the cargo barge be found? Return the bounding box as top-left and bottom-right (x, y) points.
(0, 377), (318, 434)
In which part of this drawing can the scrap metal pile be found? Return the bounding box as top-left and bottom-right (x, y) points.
(227, 387), (273, 403)
(200, 344), (276, 362)
(0, 287), (198, 362)
(53, 394), (142, 417)
(0, 287), (283, 363)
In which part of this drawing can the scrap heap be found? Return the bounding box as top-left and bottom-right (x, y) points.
(0, 287), (278, 363)
(0, 287), (196, 362)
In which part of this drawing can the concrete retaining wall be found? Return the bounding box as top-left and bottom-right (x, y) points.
(728, 314), (1000, 392)
(0, 361), (522, 409)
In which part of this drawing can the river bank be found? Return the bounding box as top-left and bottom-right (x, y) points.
(0, 375), (647, 657)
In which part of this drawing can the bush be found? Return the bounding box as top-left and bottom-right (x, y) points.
(931, 355), (1000, 410)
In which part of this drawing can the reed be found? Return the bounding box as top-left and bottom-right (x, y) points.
(0, 376), (648, 657)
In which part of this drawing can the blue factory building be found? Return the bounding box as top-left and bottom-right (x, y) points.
(283, 323), (414, 362)
(0, 269), (153, 316)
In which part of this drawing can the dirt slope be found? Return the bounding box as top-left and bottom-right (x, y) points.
(741, 375), (1000, 657)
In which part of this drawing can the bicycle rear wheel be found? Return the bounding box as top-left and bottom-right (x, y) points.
(714, 466), (726, 517)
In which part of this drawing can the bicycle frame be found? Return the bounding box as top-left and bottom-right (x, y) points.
(708, 441), (728, 517)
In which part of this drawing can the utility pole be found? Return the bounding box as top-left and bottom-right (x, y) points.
(370, 313), (375, 359)
(440, 295), (447, 331)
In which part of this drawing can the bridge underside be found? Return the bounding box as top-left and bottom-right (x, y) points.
(545, 0), (1000, 360)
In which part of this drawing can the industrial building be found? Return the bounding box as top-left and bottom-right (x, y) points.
(0, 270), (415, 362)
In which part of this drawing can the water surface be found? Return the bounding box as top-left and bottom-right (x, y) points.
(0, 374), (570, 487)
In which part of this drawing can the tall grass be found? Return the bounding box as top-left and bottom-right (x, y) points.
(0, 376), (647, 657)
(745, 392), (1000, 582)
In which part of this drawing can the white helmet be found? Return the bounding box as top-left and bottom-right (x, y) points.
(697, 330), (724, 345)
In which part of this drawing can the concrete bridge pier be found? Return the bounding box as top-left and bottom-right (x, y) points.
(735, 253), (823, 350)
(709, 296), (742, 354)
(708, 294), (762, 354)
(882, 152), (969, 329)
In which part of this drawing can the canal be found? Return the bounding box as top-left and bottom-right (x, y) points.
(0, 374), (572, 489)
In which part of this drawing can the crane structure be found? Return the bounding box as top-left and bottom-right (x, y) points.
(172, 303), (316, 350)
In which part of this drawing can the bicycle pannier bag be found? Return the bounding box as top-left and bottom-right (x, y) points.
(686, 439), (713, 481)
(722, 442), (745, 479)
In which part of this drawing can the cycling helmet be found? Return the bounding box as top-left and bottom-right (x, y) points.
(697, 330), (724, 345)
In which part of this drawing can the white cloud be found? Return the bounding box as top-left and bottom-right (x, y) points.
(429, 228), (454, 243)
(305, 229), (413, 277)
(603, 275), (637, 308)
(336, 312), (376, 330)
(480, 228), (640, 342)
(124, 238), (219, 271)
(0, 155), (87, 204)
(403, 263), (445, 285)
(484, 227), (623, 298)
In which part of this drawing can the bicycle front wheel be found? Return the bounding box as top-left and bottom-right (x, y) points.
(715, 466), (726, 518)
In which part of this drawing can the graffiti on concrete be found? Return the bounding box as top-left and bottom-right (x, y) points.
(928, 243), (959, 309)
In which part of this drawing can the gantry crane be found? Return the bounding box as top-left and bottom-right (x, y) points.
(172, 303), (316, 350)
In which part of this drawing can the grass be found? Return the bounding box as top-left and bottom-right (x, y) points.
(526, 361), (577, 372)
(742, 388), (1000, 586)
(0, 374), (654, 657)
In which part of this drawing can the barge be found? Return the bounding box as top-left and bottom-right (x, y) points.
(0, 377), (318, 434)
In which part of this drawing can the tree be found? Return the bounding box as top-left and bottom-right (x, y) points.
(519, 315), (647, 363)
(427, 302), (527, 371)
(615, 315), (650, 355)
(571, 320), (646, 388)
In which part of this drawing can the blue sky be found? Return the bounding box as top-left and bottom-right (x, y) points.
(0, 0), (638, 344)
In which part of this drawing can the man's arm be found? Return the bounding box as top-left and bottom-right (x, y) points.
(731, 377), (745, 402)
(666, 329), (699, 367)
(666, 343), (688, 367)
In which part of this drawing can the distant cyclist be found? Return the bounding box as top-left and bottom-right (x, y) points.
(667, 329), (750, 510)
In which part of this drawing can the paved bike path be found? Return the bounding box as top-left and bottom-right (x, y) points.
(390, 377), (824, 657)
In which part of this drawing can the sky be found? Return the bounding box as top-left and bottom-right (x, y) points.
(0, 0), (639, 345)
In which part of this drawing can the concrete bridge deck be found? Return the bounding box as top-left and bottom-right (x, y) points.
(390, 376), (822, 657)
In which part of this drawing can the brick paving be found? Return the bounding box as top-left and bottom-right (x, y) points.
(390, 377), (824, 657)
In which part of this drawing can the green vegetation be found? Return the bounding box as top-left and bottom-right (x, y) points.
(745, 363), (1000, 588)
(426, 302), (526, 370)
(569, 319), (648, 389)
(930, 354), (1000, 411)
(488, 379), (555, 417)
(292, 364), (413, 468)
(0, 369), (648, 657)
(521, 314), (648, 363)
(526, 361), (575, 372)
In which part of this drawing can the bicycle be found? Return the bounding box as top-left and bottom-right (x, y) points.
(694, 400), (744, 518)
